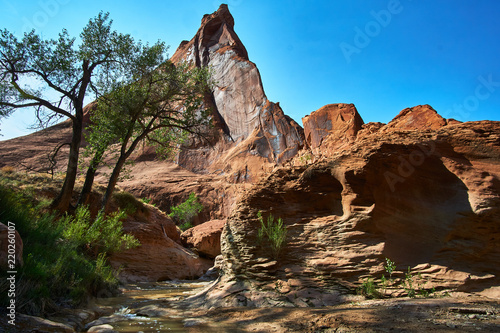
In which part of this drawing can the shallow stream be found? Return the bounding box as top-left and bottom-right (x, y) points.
(89, 280), (217, 332)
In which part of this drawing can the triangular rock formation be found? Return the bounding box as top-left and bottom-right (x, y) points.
(171, 4), (305, 181)
(383, 104), (448, 131)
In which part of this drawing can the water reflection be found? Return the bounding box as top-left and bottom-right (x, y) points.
(91, 281), (212, 333)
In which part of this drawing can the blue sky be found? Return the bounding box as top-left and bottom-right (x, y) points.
(1, 0), (500, 140)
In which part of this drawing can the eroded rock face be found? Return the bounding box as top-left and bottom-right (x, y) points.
(108, 205), (212, 282)
(383, 104), (447, 131)
(171, 4), (305, 182)
(198, 120), (500, 307)
(181, 219), (226, 258)
(302, 103), (364, 155)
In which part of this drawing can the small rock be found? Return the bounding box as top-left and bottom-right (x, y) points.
(183, 318), (206, 327)
(16, 314), (75, 332)
(87, 324), (118, 333)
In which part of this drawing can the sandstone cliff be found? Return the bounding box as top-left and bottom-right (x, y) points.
(195, 119), (500, 307)
(302, 103), (364, 156)
(171, 4), (305, 182)
(0, 5), (499, 302)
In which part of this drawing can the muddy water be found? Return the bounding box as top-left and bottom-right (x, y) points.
(91, 280), (219, 333)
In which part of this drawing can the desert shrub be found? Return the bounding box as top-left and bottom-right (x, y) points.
(384, 257), (396, 281)
(0, 184), (138, 315)
(357, 277), (382, 299)
(61, 206), (139, 258)
(168, 192), (203, 231)
(112, 190), (146, 215)
(0, 165), (15, 174)
(257, 211), (287, 259)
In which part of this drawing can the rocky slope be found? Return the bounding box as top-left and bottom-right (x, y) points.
(195, 119), (500, 307)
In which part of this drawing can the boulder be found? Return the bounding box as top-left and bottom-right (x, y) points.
(181, 219), (226, 258)
(14, 314), (75, 332)
(302, 103), (364, 155)
(108, 206), (212, 282)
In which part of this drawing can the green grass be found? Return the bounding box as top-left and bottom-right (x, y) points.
(0, 172), (139, 315)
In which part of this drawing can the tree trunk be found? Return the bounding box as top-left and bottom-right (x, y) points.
(101, 154), (127, 212)
(50, 112), (83, 212)
(76, 148), (105, 207)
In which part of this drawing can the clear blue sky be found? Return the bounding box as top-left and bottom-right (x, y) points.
(1, 0), (500, 140)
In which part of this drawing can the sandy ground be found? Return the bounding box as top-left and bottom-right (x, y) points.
(182, 295), (500, 333)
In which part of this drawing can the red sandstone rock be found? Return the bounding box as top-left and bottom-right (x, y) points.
(302, 103), (364, 155)
(109, 207), (212, 282)
(202, 120), (500, 307)
(384, 104), (447, 131)
(171, 4), (305, 181)
(180, 219), (226, 258)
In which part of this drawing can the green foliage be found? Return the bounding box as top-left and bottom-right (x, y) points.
(357, 277), (381, 299)
(257, 211), (287, 259)
(299, 152), (313, 165)
(168, 192), (203, 231)
(404, 266), (416, 298)
(61, 206), (139, 257)
(384, 257), (396, 281)
(82, 57), (213, 211)
(380, 274), (387, 294)
(140, 197), (156, 207)
(112, 191), (147, 215)
(0, 183), (138, 315)
(1, 11), (173, 212)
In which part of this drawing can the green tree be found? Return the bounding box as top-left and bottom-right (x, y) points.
(78, 60), (212, 211)
(168, 192), (204, 230)
(0, 12), (164, 212)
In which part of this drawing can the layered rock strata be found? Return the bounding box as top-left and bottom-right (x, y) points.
(195, 119), (500, 307)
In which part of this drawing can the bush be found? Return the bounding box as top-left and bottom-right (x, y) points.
(168, 192), (203, 231)
(0, 165), (15, 174)
(357, 277), (382, 298)
(61, 206), (140, 258)
(0, 183), (139, 315)
(257, 211), (287, 259)
(112, 190), (147, 215)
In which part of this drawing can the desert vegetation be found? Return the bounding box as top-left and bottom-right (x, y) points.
(168, 192), (204, 231)
(256, 211), (287, 259)
(0, 10), (213, 318)
(0, 170), (138, 315)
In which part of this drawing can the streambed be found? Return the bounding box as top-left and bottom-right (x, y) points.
(87, 280), (229, 333)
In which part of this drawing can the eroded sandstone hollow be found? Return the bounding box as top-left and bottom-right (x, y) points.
(198, 120), (500, 307)
(0, 4), (499, 307)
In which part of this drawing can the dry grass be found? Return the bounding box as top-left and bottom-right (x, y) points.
(0, 165), (15, 174)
